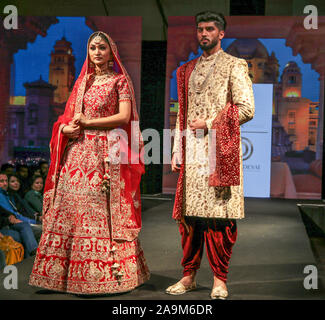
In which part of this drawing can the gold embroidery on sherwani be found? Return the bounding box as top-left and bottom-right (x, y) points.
(173, 50), (254, 219)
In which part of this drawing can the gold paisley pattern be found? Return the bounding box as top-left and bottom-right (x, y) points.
(29, 75), (150, 294)
(173, 50), (254, 219)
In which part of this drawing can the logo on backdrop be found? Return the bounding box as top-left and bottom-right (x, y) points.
(242, 137), (254, 161)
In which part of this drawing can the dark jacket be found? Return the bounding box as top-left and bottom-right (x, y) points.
(24, 190), (43, 213)
(8, 191), (36, 219)
(0, 205), (15, 229)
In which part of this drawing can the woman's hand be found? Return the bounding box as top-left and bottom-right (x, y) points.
(73, 113), (88, 127)
(62, 123), (81, 139)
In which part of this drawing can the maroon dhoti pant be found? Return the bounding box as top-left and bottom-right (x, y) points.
(179, 216), (237, 283)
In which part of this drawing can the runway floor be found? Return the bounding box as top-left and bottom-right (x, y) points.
(0, 196), (324, 300)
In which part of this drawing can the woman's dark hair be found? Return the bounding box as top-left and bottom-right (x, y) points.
(30, 174), (44, 187)
(16, 164), (29, 176)
(7, 174), (24, 211)
(30, 166), (41, 176)
(195, 11), (227, 31)
(7, 173), (35, 218)
(7, 173), (21, 192)
(89, 32), (110, 45)
(38, 160), (48, 167)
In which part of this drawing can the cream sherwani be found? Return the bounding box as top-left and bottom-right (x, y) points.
(173, 49), (255, 219)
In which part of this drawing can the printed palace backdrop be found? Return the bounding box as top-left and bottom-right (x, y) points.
(3, 16), (142, 167)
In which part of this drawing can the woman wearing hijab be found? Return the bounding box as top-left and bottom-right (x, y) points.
(29, 31), (150, 294)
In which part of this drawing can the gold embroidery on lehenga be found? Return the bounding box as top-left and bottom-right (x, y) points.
(29, 74), (149, 294)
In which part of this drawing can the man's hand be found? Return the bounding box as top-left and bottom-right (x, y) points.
(176, 217), (190, 233)
(189, 119), (208, 136)
(8, 215), (22, 224)
(171, 152), (181, 172)
(0, 232), (3, 239)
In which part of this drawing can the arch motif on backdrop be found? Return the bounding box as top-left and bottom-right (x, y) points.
(0, 16), (142, 163)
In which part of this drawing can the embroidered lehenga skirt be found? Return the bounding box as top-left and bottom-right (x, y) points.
(29, 75), (150, 294)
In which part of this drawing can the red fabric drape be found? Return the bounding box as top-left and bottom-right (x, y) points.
(172, 58), (198, 221)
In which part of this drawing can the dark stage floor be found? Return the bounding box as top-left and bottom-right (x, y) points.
(0, 196), (324, 300)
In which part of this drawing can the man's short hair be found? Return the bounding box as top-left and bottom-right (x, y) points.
(39, 160), (48, 167)
(195, 11), (227, 31)
(16, 164), (28, 171)
(0, 171), (8, 177)
(0, 163), (14, 171)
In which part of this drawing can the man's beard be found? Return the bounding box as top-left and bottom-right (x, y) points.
(199, 38), (219, 51)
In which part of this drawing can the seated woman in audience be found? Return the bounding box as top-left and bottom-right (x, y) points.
(7, 174), (42, 223)
(24, 175), (44, 214)
(0, 172), (37, 226)
(15, 164), (30, 197)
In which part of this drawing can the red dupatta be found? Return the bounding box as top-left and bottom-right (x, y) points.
(172, 59), (240, 221)
(44, 31), (144, 241)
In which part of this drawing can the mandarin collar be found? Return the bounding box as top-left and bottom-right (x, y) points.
(200, 48), (223, 62)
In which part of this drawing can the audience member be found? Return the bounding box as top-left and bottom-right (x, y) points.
(39, 160), (49, 180)
(31, 167), (41, 177)
(0, 173), (37, 225)
(0, 200), (26, 247)
(0, 164), (15, 176)
(8, 173), (42, 224)
(16, 164), (30, 196)
(24, 175), (44, 214)
(0, 172), (38, 257)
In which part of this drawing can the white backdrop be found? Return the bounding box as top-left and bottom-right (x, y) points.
(241, 84), (273, 198)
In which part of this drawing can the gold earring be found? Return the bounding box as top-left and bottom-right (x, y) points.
(108, 60), (114, 68)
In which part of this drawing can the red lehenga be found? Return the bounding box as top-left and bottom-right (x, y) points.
(29, 32), (150, 294)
